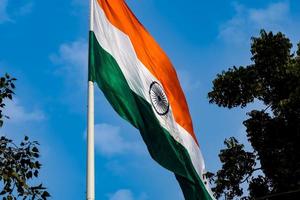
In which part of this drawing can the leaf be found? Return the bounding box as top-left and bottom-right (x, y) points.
(0, 190), (6, 195)
(32, 147), (39, 153)
(33, 153), (39, 158)
(26, 171), (32, 179)
(33, 170), (38, 177)
(41, 191), (50, 200)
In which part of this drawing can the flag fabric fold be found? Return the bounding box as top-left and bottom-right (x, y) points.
(88, 0), (214, 199)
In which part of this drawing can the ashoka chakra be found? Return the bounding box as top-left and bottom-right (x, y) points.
(149, 81), (169, 115)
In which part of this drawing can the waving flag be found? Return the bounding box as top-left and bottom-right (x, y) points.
(88, 0), (214, 199)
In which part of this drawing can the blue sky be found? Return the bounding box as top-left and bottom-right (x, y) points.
(0, 0), (299, 199)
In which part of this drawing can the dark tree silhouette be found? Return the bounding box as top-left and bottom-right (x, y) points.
(0, 73), (50, 200)
(207, 30), (300, 199)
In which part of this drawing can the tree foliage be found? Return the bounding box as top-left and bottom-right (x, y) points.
(0, 74), (15, 127)
(207, 30), (300, 199)
(0, 73), (50, 200)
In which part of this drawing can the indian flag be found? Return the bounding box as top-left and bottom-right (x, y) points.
(88, 0), (214, 199)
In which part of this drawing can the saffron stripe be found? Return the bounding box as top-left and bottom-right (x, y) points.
(96, 0), (197, 143)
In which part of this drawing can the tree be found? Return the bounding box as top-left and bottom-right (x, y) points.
(207, 30), (300, 199)
(0, 73), (50, 200)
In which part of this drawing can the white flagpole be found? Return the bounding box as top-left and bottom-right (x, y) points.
(87, 0), (95, 200)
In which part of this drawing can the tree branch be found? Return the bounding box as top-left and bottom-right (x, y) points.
(241, 167), (262, 184)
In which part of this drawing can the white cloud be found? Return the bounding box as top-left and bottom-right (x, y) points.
(16, 2), (34, 16)
(249, 2), (288, 28)
(88, 123), (144, 156)
(109, 190), (134, 200)
(0, 0), (34, 24)
(0, 0), (11, 23)
(177, 69), (201, 92)
(50, 39), (88, 87)
(4, 98), (46, 123)
(50, 39), (89, 114)
(219, 2), (297, 45)
(218, 3), (249, 45)
(108, 189), (148, 200)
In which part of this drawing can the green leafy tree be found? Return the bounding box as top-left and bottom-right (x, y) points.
(207, 30), (300, 199)
(0, 73), (50, 200)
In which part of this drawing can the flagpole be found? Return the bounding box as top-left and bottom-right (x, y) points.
(87, 0), (95, 200)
